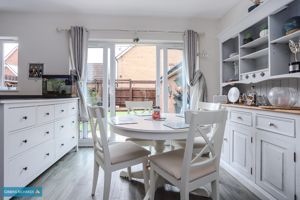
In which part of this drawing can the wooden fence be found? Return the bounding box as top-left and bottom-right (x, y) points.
(87, 79), (156, 109)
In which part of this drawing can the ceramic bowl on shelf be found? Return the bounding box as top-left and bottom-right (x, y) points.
(267, 87), (298, 107)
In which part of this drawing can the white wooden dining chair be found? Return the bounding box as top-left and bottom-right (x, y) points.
(124, 101), (156, 180)
(125, 101), (153, 115)
(145, 110), (228, 200)
(87, 105), (151, 200)
(175, 102), (221, 151)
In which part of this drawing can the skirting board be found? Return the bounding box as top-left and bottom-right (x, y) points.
(221, 161), (276, 200)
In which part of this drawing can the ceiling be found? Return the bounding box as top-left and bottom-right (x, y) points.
(0, 0), (241, 19)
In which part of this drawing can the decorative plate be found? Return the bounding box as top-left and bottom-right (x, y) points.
(228, 87), (240, 103)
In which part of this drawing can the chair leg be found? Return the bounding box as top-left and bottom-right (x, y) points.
(127, 167), (132, 181)
(103, 171), (112, 200)
(142, 161), (150, 192)
(149, 168), (157, 200)
(211, 179), (219, 200)
(92, 161), (99, 196)
(180, 188), (189, 200)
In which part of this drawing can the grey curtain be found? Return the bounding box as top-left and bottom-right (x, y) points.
(183, 30), (207, 110)
(68, 26), (89, 122)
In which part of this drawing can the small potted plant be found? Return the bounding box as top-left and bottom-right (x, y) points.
(259, 24), (268, 38)
(243, 32), (253, 44)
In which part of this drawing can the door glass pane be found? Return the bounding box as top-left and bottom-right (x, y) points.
(115, 44), (157, 140)
(87, 48), (104, 106)
(167, 49), (183, 113)
(80, 47), (105, 139)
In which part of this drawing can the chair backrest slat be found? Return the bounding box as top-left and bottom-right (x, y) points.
(198, 102), (220, 111)
(87, 105), (110, 165)
(125, 101), (153, 114)
(181, 110), (228, 184)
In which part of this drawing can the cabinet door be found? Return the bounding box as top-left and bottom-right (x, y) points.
(256, 130), (295, 200)
(221, 123), (230, 163)
(230, 124), (253, 179)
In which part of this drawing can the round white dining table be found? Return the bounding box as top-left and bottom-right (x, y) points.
(109, 113), (189, 153)
(108, 113), (211, 198)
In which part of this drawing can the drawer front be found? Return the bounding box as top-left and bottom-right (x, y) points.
(68, 102), (78, 116)
(6, 140), (55, 187)
(56, 137), (73, 159)
(230, 110), (252, 127)
(55, 118), (69, 138)
(55, 104), (68, 119)
(256, 114), (295, 137)
(7, 123), (55, 158)
(37, 105), (55, 124)
(6, 106), (36, 132)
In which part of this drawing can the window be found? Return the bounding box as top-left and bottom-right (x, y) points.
(0, 39), (19, 90)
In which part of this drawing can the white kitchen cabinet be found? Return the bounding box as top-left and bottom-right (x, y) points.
(229, 124), (254, 180)
(221, 106), (299, 200)
(221, 123), (230, 163)
(256, 130), (295, 200)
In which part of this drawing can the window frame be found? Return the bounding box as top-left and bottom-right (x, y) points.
(0, 38), (19, 91)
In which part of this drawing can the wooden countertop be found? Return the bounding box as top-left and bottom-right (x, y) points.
(222, 104), (300, 115)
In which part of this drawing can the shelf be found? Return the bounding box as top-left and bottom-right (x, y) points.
(241, 36), (268, 48)
(223, 55), (239, 62)
(271, 30), (300, 44)
(241, 48), (268, 60)
(221, 72), (300, 87)
(221, 81), (241, 87)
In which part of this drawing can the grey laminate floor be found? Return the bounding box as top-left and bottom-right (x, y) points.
(14, 148), (260, 200)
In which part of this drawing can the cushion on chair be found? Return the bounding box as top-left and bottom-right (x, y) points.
(149, 149), (216, 181)
(109, 141), (151, 164)
(126, 138), (155, 146)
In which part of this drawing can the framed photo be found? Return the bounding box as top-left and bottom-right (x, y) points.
(29, 63), (43, 78)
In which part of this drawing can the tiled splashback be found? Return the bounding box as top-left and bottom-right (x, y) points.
(238, 78), (300, 106)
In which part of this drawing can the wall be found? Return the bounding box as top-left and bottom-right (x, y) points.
(218, 0), (253, 32)
(0, 12), (219, 101)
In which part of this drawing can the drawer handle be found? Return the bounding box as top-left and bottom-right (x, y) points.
(61, 143), (64, 146)
(23, 167), (28, 171)
(46, 153), (50, 156)
(61, 109), (65, 112)
(23, 116), (28, 120)
(237, 116), (243, 120)
(72, 136), (75, 139)
(46, 112), (50, 116)
(22, 139), (28, 143)
(45, 131), (50, 134)
(224, 138), (228, 141)
(61, 125), (64, 128)
(269, 122), (276, 127)
(72, 121), (75, 124)
(72, 107), (75, 110)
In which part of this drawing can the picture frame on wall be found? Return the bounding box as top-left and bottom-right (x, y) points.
(29, 63), (44, 78)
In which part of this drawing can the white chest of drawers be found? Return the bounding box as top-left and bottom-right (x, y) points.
(0, 98), (79, 195)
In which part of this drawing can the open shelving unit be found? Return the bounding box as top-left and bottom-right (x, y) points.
(219, 0), (300, 95)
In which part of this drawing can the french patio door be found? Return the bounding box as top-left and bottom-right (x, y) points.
(79, 42), (185, 146)
(79, 42), (115, 146)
